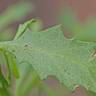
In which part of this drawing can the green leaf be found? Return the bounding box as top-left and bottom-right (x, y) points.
(88, 90), (96, 96)
(0, 87), (10, 96)
(15, 63), (40, 96)
(14, 19), (42, 40)
(1, 21), (96, 94)
(4, 50), (19, 79)
(0, 48), (19, 86)
(0, 67), (8, 88)
(15, 62), (58, 96)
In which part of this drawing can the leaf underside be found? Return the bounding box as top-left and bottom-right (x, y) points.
(0, 24), (96, 94)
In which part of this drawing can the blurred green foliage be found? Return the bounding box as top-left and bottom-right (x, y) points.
(60, 7), (96, 42)
(0, 1), (33, 41)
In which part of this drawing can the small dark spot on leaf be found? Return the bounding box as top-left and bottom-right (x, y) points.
(24, 44), (28, 47)
(12, 50), (15, 52)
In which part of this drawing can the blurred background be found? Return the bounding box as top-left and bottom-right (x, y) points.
(0, 0), (96, 96)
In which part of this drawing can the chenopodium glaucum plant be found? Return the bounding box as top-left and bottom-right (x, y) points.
(1, 9), (96, 96)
